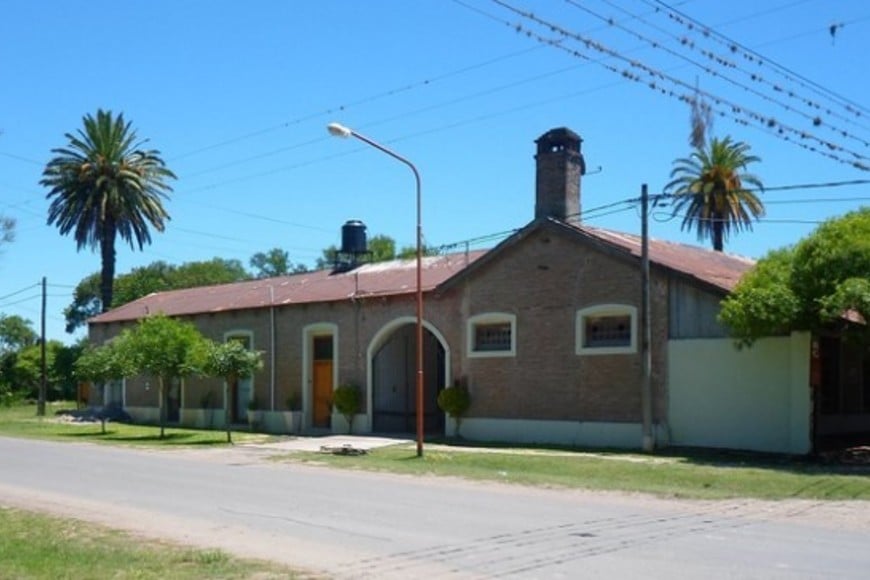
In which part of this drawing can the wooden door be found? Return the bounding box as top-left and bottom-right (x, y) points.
(313, 360), (333, 427)
(312, 335), (334, 428)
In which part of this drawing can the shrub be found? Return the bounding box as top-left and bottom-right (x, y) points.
(437, 380), (471, 438)
(286, 391), (302, 411)
(333, 383), (361, 433)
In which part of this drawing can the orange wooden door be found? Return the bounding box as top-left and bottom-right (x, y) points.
(313, 360), (333, 427)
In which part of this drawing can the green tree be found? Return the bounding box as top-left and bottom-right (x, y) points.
(64, 258), (250, 333)
(63, 273), (102, 333)
(332, 383), (361, 434)
(437, 380), (471, 438)
(315, 234), (439, 269)
(0, 314), (37, 353)
(75, 341), (133, 433)
(171, 258), (249, 289)
(53, 340), (85, 401)
(249, 247), (308, 278)
(0, 315), (39, 405)
(665, 137), (764, 252)
(720, 208), (870, 345)
(116, 314), (209, 439)
(398, 243), (441, 260)
(6, 340), (71, 402)
(203, 340), (263, 443)
(41, 109), (176, 312)
(369, 235), (397, 262)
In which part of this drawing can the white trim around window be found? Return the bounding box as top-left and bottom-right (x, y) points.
(467, 313), (517, 358)
(576, 304), (638, 356)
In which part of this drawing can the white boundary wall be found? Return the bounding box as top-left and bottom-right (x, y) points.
(668, 332), (811, 454)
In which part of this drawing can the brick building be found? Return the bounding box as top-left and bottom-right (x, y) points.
(89, 127), (819, 454)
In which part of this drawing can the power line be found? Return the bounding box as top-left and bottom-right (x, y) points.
(0, 293), (42, 308)
(582, 0), (870, 140)
(654, 210), (826, 226)
(0, 283), (39, 303)
(648, 0), (870, 118)
(488, 0), (870, 170)
(180, 58), (593, 183)
(170, 45), (544, 162)
(764, 196), (870, 205)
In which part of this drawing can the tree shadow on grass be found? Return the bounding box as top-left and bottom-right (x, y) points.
(59, 431), (229, 446)
(427, 436), (870, 477)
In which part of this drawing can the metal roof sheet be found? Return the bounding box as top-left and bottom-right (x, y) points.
(89, 251), (487, 324)
(89, 221), (755, 326)
(569, 223), (755, 292)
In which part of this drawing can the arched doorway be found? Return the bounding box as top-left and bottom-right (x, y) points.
(369, 319), (447, 434)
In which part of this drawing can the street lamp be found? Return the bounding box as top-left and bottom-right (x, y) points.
(327, 122), (425, 457)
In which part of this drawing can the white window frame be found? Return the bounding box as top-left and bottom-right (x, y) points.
(576, 304), (637, 356)
(467, 313), (516, 358)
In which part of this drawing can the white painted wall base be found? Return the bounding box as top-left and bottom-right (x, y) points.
(455, 417), (667, 449)
(262, 411), (303, 434)
(330, 412), (369, 435)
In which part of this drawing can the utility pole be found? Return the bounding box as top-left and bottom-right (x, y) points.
(640, 185), (654, 452)
(38, 276), (47, 417)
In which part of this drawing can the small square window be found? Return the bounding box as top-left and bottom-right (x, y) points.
(468, 313), (516, 358)
(474, 323), (512, 352)
(576, 305), (637, 355)
(584, 315), (631, 348)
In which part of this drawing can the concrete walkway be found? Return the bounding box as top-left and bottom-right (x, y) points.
(242, 434), (414, 453)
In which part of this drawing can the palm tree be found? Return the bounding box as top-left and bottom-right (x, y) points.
(41, 110), (176, 311)
(665, 137), (764, 252)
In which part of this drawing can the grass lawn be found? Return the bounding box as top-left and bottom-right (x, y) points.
(0, 401), (267, 448)
(0, 506), (299, 579)
(280, 442), (870, 501)
(2, 402), (868, 501)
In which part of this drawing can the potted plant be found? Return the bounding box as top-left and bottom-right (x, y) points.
(437, 379), (471, 439)
(332, 383), (361, 434)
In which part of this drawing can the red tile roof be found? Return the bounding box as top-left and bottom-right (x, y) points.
(89, 250), (487, 324)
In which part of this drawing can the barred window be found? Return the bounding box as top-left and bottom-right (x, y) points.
(576, 305), (637, 355)
(584, 315), (631, 348)
(468, 313), (516, 358)
(474, 323), (512, 352)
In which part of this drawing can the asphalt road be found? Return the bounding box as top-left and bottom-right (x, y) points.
(1, 436), (868, 579)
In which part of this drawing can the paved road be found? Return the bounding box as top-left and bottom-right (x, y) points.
(1, 436), (868, 579)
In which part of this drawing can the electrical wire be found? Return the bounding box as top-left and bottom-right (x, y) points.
(648, 0), (870, 118)
(581, 0), (870, 139)
(170, 45), (545, 162)
(0, 283), (39, 303)
(488, 0), (870, 170)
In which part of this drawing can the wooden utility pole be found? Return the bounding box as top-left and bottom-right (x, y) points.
(38, 276), (47, 417)
(640, 185), (654, 452)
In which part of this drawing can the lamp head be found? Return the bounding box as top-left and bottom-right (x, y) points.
(327, 122), (353, 138)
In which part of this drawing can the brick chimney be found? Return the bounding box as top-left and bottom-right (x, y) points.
(534, 127), (586, 221)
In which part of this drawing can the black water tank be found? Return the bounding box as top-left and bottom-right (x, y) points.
(341, 219), (367, 254)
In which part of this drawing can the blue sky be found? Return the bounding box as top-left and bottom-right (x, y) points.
(2, 0), (869, 344)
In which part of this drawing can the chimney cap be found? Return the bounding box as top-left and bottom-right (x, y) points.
(535, 127), (582, 145)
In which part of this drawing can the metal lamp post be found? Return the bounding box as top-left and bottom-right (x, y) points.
(327, 123), (425, 457)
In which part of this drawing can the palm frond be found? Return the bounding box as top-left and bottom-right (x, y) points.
(664, 137), (764, 251)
